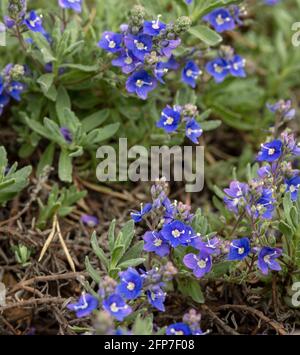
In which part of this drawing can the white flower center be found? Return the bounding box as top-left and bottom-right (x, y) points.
(197, 260), (207, 269)
(238, 247), (244, 255)
(172, 229), (182, 238)
(154, 238), (162, 247)
(127, 282), (135, 291)
(268, 148), (275, 155)
(110, 302), (119, 312)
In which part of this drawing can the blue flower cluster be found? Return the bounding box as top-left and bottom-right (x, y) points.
(156, 103), (203, 144)
(0, 64), (26, 116)
(98, 6), (193, 99)
(167, 309), (203, 335)
(206, 46), (246, 83)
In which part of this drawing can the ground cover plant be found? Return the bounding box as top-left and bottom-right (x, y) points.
(0, 0), (300, 336)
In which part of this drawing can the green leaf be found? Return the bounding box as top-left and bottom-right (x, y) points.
(30, 32), (56, 63)
(177, 278), (205, 304)
(119, 240), (144, 263)
(85, 256), (101, 284)
(37, 143), (55, 176)
(201, 120), (222, 131)
(86, 123), (120, 145)
(108, 219), (116, 252)
(37, 73), (56, 100)
(60, 63), (98, 72)
(111, 245), (125, 268)
(132, 314), (153, 335)
(91, 231), (109, 271)
(81, 109), (110, 133)
(58, 149), (73, 182)
(118, 258), (145, 269)
(189, 25), (222, 46)
(56, 86), (71, 125)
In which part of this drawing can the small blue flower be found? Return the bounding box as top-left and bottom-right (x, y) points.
(182, 61), (201, 88)
(125, 34), (152, 61)
(103, 294), (132, 321)
(58, 0), (82, 13)
(4, 16), (16, 29)
(258, 247), (281, 275)
(223, 181), (249, 213)
(116, 267), (143, 300)
(203, 8), (236, 33)
(229, 55), (246, 78)
(166, 323), (192, 335)
(126, 70), (157, 100)
(264, 0), (280, 5)
(146, 285), (166, 311)
(143, 16), (166, 36)
(60, 127), (73, 143)
(205, 58), (229, 83)
(257, 139), (283, 162)
(253, 188), (275, 220)
(161, 220), (194, 248)
(185, 0), (193, 4)
(7, 81), (26, 101)
(267, 100), (295, 121)
(131, 203), (152, 223)
(185, 119), (203, 144)
(154, 61), (170, 84)
(156, 105), (181, 133)
(227, 238), (251, 261)
(67, 293), (98, 318)
(80, 214), (99, 227)
(143, 231), (170, 257)
(98, 31), (123, 53)
(112, 50), (139, 74)
(285, 176), (300, 201)
(25, 11), (46, 33)
(160, 38), (181, 58)
(183, 251), (212, 278)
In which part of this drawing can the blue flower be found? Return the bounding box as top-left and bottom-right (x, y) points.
(25, 11), (46, 33)
(156, 105), (181, 133)
(116, 267), (143, 300)
(126, 70), (157, 100)
(258, 247), (281, 275)
(191, 236), (221, 255)
(4, 16), (16, 29)
(60, 127), (73, 143)
(160, 220), (194, 248)
(185, 0), (193, 4)
(267, 100), (295, 121)
(264, 0), (280, 5)
(253, 188), (275, 220)
(143, 231), (170, 257)
(257, 139), (283, 162)
(98, 31), (123, 53)
(227, 238), (251, 261)
(130, 203), (152, 223)
(185, 119), (203, 144)
(67, 293), (98, 318)
(203, 8), (236, 33)
(146, 285), (166, 311)
(285, 176), (300, 201)
(143, 16), (166, 36)
(160, 38), (181, 58)
(183, 251), (212, 278)
(154, 61), (170, 84)
(112, 50), (139, 74)
(80, 214), (99, 227)
(125, 34), (152, 61)
(205, 58), (229, 83)
(103, 294), (132, 321)
(0, 94), (10, 115)
(229, 55), (246, 78)
(166, 323), (192, 335)
(7, 81), (26, 101)
(58, 0), (82, 12)
(182, 61), (201, 88)
(223, 181), (249, 213)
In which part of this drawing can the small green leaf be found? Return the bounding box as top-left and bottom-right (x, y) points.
(111, 245), (125, 268)
(108, 219), (116, 252)
(37, 143), (55, 176)
(189, 25), (222, 46)
(177, 278), (205, 304)
(85, 256), (101, 284)
(118, 258), (145, 269)
(201, 120), (222, 131)
(58, 149), (73, 182)
(91, 231), (109, 271)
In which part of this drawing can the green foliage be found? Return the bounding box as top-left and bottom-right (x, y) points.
(0, 146), (32, 206)
(37, 184), (87, 228)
